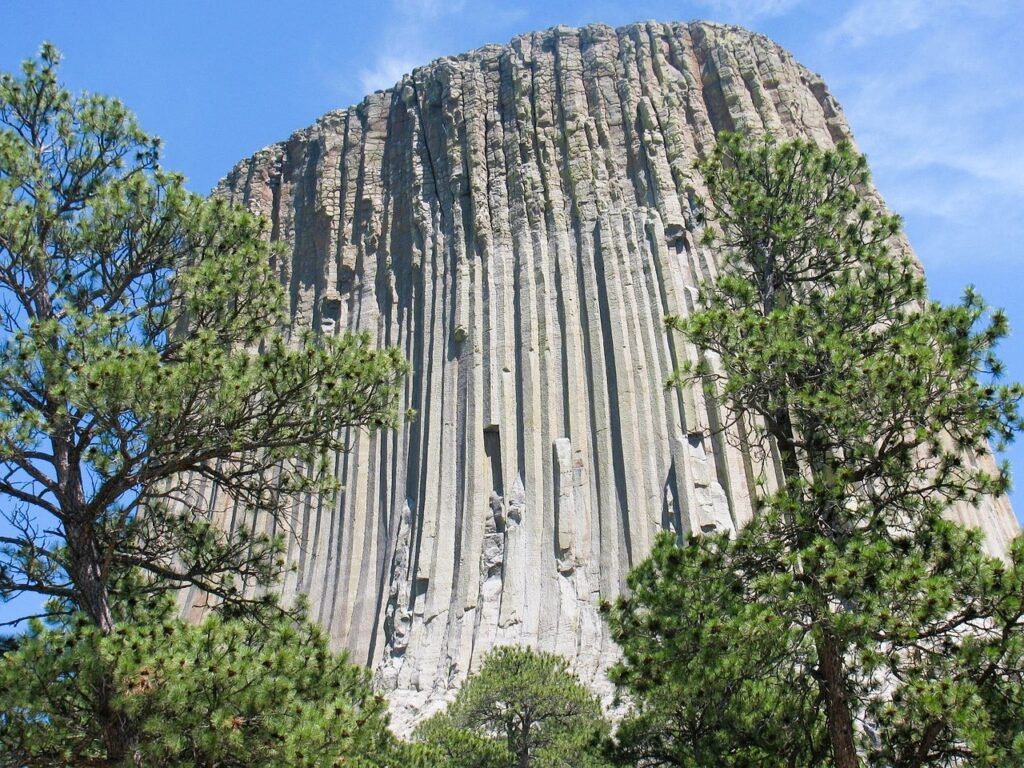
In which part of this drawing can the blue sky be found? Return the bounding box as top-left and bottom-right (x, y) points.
(3, 0), (1022, 528)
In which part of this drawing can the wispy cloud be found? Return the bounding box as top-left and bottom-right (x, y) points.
(358, 54), (420, 94)
(396, 0), (467, 16)
(830, 0), (945, 45)
(694, 0), (807, 22)
(822, 0), (1024, 247)
(350, 0), (470, 97)
(828, 0), (1011, 46)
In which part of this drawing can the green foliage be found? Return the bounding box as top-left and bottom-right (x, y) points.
(610, 133), (1024, 767)
(414, 713), (511, 768)
(0, 598), (404, 766)
(607, 530), (826, 767)
(612, 526), (1024, 767)
(0, 43), (408, 627)
(0, 44), (409, 766)
(415, 646), (612, 768)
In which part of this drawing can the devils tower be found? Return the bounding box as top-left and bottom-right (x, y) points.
(191, 21), (1019, 730)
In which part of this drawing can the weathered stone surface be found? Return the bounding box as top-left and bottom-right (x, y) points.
(196, 21), (1019, 732)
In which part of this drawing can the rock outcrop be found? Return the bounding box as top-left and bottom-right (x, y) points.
(196, 21), (1019, 731)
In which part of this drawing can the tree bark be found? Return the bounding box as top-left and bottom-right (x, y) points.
(905, 719), (944, 768)
(817, 626), (860, 768)
(772, 407), (861, 768)
(518, 718), (531, 768)
(64, 513), (135, 763)
(65, 515), (115, 633)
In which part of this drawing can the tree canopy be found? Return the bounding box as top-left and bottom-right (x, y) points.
(0, 44), (408, 629)
(609, 133), (1024, 767)
(0, 596), (405, 767)
(0, 45), (410, 766)
(415, 646), (612, 768)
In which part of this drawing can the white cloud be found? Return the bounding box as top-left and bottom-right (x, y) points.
(830, 0), (1010, 46)
(695, 0), (806, 22)
(821, 0), (1024, 263)
(358, 54), (420, 93)
(823, 1), (1024, 218)
(349, 0), (471, 97)
(831, 0), (938, 45)
(396, 0), (467, 17)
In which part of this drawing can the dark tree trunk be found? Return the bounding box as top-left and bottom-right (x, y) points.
(65, 515), (115, 633)
(817, 627), (860, 768)
(905, 720), (944, 768)
(518, 719), (532, 768)
(63, 474), (135, 763)
(772, 406), (861, 768)
(65, 517), (138, 764)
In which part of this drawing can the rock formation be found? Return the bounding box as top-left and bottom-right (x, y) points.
(194, 21), (1019, 731)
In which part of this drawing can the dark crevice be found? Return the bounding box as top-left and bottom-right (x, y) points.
(690, 27), (736, 136)
(591, 222), (633, 563)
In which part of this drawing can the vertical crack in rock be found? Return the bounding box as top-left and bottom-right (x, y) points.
(205, 21), (1020, 733)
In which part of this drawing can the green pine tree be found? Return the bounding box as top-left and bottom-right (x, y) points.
(0, 45), (408, 763)
(0, 594), (405, 767)
(605, 529), (827, 767)
(414, 714), (511, 768)
(0, 45), (408, 628)
(415, 646), (612, 768)
(608, 133), (1024, 767)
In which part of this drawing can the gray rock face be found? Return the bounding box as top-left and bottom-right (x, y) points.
(201, 21), (1019, 731)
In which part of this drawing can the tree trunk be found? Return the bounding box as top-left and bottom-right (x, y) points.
(905, 719), (944, 768)
(65, 516), (115, 633)
(96, 674), (136, 765)
(518, 719), (531, 768)
(817, 627), (860, 768)
(65, 516), (136, 763)
(64, 492), (136, 764)
(761, 243), (859, 766)
(772, 408), (860, 767)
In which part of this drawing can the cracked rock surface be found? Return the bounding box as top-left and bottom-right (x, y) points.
(189, 21), (1019, 733)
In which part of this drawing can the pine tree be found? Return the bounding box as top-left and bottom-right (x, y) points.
(415, 646), (612, 768)
(0, 46), (408, 762)
(606, 530), (827, 767)
(414, 715), (511, 768)
(608, 133), (1024, 767)
(0, 44), (406, 634)
(0, 594), (405, 767)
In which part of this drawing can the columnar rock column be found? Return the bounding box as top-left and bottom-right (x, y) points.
(195, 21), (1019, 731)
